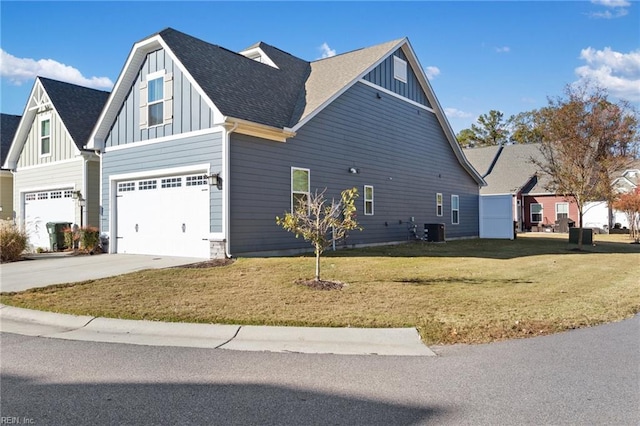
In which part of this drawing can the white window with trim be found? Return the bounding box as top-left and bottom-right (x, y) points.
(436, 193), (443, 217)
(531, 203), (543, 223)
(364, 185), (374, 215)
(291, 167), (310, 213)
(393, 56), (407, 83)
(140, 70), (173, 128)
(451, 194), (459, 225)
(555, 202), (569, 220)
(40, 115), (51, 156)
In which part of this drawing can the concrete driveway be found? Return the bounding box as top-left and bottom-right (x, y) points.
(0, 254), (207, 292)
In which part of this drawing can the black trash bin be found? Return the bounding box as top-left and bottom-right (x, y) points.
(569, 227), (593, 245)
(46, 222), (72, 251)
(424, 223), (445, 242)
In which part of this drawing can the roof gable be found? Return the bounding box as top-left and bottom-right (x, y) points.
(464, 144), (548, 195)
(4, 77), (110, 169)
(87, 28), (484, 185)
(39, 77), (110, 149)
(1, 114), (21, 167)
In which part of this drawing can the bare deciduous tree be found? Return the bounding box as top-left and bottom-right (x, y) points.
(276, 187), (361, 283)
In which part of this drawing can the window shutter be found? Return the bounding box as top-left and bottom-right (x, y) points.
(139, 80), (148, 128)
(163, 72), (173, 123)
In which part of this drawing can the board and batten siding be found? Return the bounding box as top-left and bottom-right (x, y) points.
(85, 159), (100, 228)
(0, 173), (13, 220)
(101, 131), (223, 234)
(229, 81), (479, 255)
(362, 49), (431, 109)
(105, 49), (216, 148)
(17, 110), (78, 168)
(13, 159), (85, 227)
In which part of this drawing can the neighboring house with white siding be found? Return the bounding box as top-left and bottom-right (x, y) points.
(88, 27), (485, 259)
(3, 77), (109, 250)
(1, 113), (21, 220)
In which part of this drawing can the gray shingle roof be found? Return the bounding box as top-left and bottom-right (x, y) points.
(464, 144), (551, 195)
(1, 113), (21, 167)
(39, 77), (110, 150)
(160, 28), (310, 129)
(295, 39), (404, 126)
(159, 28), (402, 129)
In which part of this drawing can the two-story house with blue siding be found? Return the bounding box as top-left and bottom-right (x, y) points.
(87, 28), (484, 258)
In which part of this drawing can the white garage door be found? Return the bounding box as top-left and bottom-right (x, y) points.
(115, 174), (210, 258)
(24, 189), (75, 249)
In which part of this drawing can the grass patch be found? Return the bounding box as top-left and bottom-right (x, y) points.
(2, 233), (639, 345)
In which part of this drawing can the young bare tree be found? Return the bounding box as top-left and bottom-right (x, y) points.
(612, 188), (640, 242)
(532, 82), (639, 249)
(276, 187), (361, 283)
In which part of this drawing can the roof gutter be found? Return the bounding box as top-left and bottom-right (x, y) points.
(225, 116), (296, 143)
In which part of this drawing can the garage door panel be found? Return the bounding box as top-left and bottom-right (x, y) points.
(115, 175), (210, 258)
(24, 189), (75, 249)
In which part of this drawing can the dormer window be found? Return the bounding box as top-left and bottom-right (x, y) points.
(139, 70), (173, 129)
(394, 56), (407, 83)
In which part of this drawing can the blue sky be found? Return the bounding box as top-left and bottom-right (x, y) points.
(1, 1), (638, 133)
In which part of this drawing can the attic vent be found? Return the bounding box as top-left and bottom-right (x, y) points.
(247, 53), (263, 63)
(394, 56), (407, 83)
(239, 46), (279, 69)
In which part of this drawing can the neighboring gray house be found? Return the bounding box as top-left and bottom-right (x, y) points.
(1, 113), (21, 219)
(3, 77), (110, 250)
(88, 28), (485, 258)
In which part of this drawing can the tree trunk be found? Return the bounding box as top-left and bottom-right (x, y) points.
(315, 244), (321, 281)
(577, 206), (584, 250)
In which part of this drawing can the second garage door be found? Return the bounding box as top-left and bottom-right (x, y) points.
(115, 174), (211, 258)
(24, 189), (75, 250)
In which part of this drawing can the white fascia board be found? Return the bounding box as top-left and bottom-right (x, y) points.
(290, 38), (407, 133)
(14, 157), (82, 172)
(87, 34), (224, 151)
(358, 79), (435, 113)
(5, 78), (81, 169)
(224, 117), (295, 143)
(104, 127), (225, 153)
(108, 163), (211, 182)
(4, 80), (42, 169)
(399, 41), (486, 187)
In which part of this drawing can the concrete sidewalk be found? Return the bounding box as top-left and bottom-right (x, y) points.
(0, 305), (435, 356)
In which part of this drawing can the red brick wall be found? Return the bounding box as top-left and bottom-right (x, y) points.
(523, 195), (580, 230)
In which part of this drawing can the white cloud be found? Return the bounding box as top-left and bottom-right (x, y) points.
(591, 0), (630, 7)
(318, 42), (336, 59)
(575, 47), (640, 101)
(0, 49), (113, 89)
(444, 108), (474, 119)
(495, 46), (511, 54)
(588, 0), (630, 18)
(425, 66), (440, 79)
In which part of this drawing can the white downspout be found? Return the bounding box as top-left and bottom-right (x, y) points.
(83, 157), (89, 228)
(224, 122), (238, 258)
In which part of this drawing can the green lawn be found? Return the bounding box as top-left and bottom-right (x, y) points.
(2, 233), (639, 345)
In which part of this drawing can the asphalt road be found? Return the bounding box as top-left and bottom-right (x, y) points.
(1, 315), (638, 425)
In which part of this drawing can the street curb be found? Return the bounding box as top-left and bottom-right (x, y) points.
(0, 304), (435, 356)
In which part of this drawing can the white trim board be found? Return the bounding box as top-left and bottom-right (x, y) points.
(104, 127), (225, 152)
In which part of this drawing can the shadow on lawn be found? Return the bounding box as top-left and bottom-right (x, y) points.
(323, 236), (640, 260)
